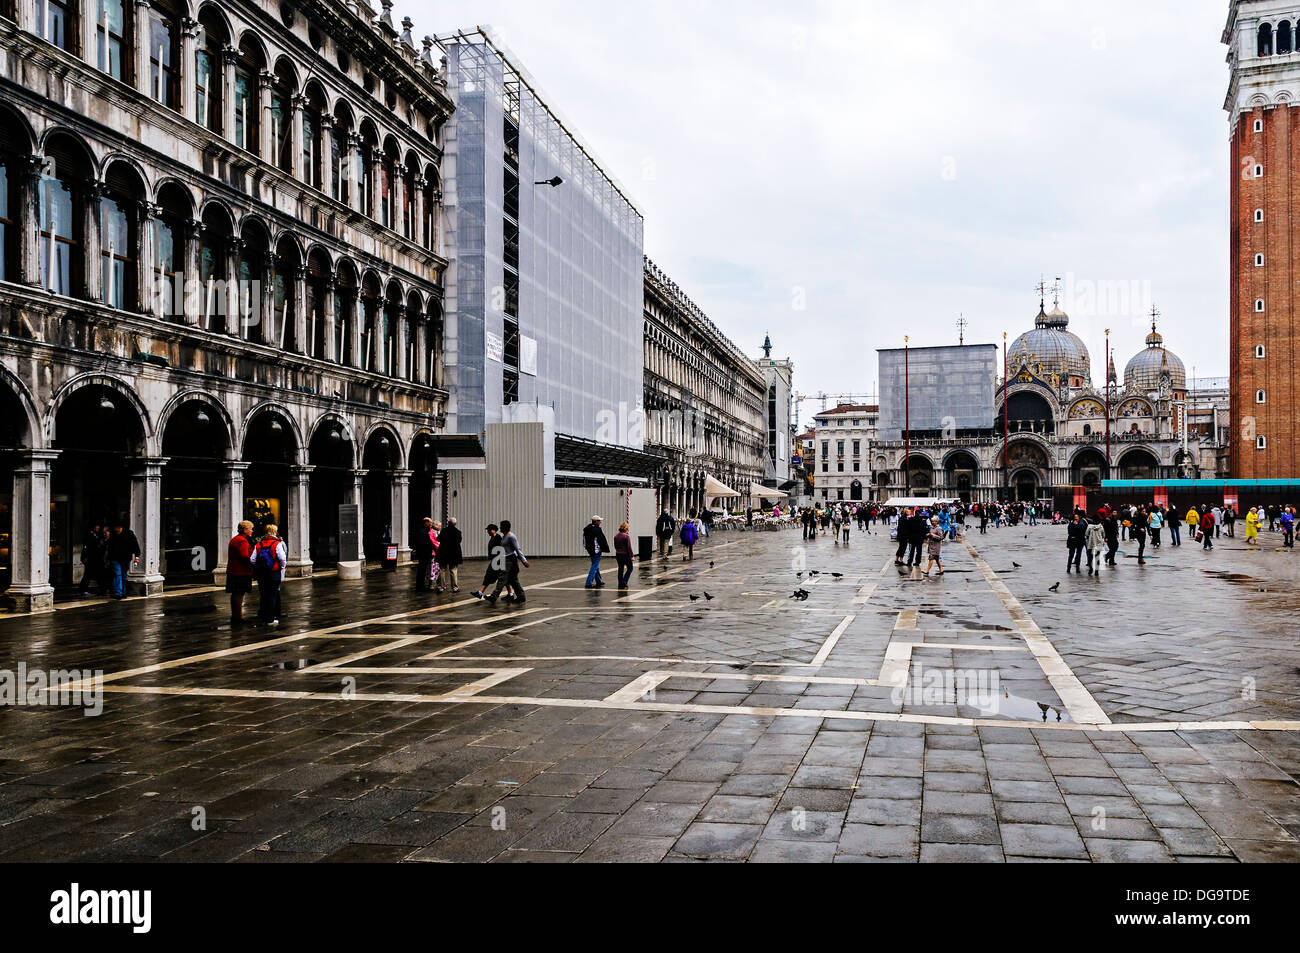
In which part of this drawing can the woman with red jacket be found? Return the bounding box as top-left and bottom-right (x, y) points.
(225, 520), (255, 626)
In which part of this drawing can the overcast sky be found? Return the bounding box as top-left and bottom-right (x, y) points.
(398, 0), (1230, 403)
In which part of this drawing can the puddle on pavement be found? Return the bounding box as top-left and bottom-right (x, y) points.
(268, 659), (317, 670)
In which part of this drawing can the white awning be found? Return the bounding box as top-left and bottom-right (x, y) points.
(705, 475), (740, 498)
(749, 483), (789, 500)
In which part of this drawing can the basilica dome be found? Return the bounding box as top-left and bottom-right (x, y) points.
(1009, 302), (1092, 382)
(1124, 323), (1186, 393)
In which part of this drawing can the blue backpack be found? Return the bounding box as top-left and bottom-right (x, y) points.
(254, 538), (283, 574)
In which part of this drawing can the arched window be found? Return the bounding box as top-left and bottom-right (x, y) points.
(272, 238), (299, 351)
(383, 284), (401, 375)
(195, 11), (228, 134)
(198, 204), (231, 330)
(1260, 22), (1274, 56)
(335, 262), (356, 366)
(154, 183), (189, 321)
(360, 128), (378, 219)
(360, 273), (380, 370)
(0, 145), (15, 283)
(402, 152), (416, 238)
(306, 249), (330, 359)
(41, 137), (90, 298)
(146, 0), (182, 109)
(330, 104), (353, 204)
(234, 40), (262, 155)
(94, 0), (129, 81)
(422, 165), (437, 249)
(1281, 21), (1294, 54)
(36, 0), (77, 54)
(380, 140), (398, 230)
(271, 60), (297, 174)
(99, 162), (144, 310)
(236, 222), (268, 340)
(302, 84), (327, 190)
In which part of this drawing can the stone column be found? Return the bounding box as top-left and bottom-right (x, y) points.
(394, 305), (408, 379)
(394, 165), (407, 237)
(290, 94), (306, 182)
(5, 450), (59, 613)
(259, 250), (276, 346)
(82, 179), (105, 303)
(413, 175), (426, 247)
(134, 0), (151, 98)
(391, 468), (412, 565)
(180, 18), (200, 121)
(258, 70), (275, 164)
(293, 264), (308, 355)
(183, 218), (202, 327)
(20, 156), (45, 287)
(414, 314), (427, 384)
(137, 201), (159, 317)
(346, 133), (363, 212)
(322, 275), (337, 362)
(128, 457), (168, 596)
(285, 464), (314, 577)
(81, 5), (98, 76)
(221, 45), (238, 142)
(224, 236), (243, 337)
(212, 460), (249, 587)
(369, 152), (383, 224)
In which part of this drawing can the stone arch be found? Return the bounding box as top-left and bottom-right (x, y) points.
(307, 411), (360, 469)
(239, 401), (304, 463)
(360, 421), (407, 470)
(0, 100), (37, 154)
(44, 373), (155, 452)
(0, 364), (42, 449)
(156, 390), (237, 460)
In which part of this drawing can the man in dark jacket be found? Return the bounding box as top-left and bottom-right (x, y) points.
(475, 525), (505, 599)
(907, 510), (928, 568)
(1103, 510), (1120, 567)
(583, 515), (610, 589)
(106, 520), (141, 599)
(1067, 514), (1086, 572)
(79, 524), (102, 595)
(655, 508), (676, 557)
(436, 518), (463, 593)
(413, 517), (436, 591)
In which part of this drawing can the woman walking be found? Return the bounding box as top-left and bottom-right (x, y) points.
(614, 521), (634, 590)
(1067, 513), (1086, 572)
(924, 516), (945, 576)
(1245, 506), (1260, 546)
(1131, 506), (1148, 565)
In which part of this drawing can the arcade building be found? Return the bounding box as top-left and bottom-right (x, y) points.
(0, 0), (455, 611)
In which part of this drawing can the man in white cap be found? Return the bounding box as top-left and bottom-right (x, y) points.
(583, 515), (611, 589)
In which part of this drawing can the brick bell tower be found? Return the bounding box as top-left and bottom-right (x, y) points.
(1226, 1), (1300, 478)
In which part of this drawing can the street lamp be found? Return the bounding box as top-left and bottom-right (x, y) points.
(534, 176), (563, 187)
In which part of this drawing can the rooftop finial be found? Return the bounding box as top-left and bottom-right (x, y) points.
(761, 333), (772, 358)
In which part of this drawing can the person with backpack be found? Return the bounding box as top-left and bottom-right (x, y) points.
(583, 515), (610, 588)
(656, 507), (676, 557)
(680, 514), (699, 560)
(253, 524), (288, 625)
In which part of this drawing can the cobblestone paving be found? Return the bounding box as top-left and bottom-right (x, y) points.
(1, 520), (1299, 862)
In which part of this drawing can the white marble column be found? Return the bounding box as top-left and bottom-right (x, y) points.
(134, 0), (152, 98)
(258, 70), (275, 163)
(322, 275), (337, 362)
(183, 218), (202, 326)
(212, 460), (249, 587)
(391, 468), (412, 565)
(128, 456), (167, 595)
(20, 156), (44, 287)
(285, 464), (313, 577)
(5, 451), (59, 613)
(180, 17), (200, 121)
(290, 94), (305, 181)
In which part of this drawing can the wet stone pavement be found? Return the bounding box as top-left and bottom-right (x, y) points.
(1, 519), (1300, 863)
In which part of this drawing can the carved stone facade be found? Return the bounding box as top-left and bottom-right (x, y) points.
(0, 0), (454, 610)
(873, 297), (1205, 504)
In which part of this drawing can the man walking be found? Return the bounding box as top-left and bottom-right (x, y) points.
(475, 525), (504, 599)
(656, 507), (676, 557)
(583, 515), (610, 589)
(1067, 513), (1085, 572)
(436, 517), (463, 593)
(106, 520), (141, 600)
(79, 523), (102, 595)
(487, 520), (529, 606)
(1103, 508), (1120, 567)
